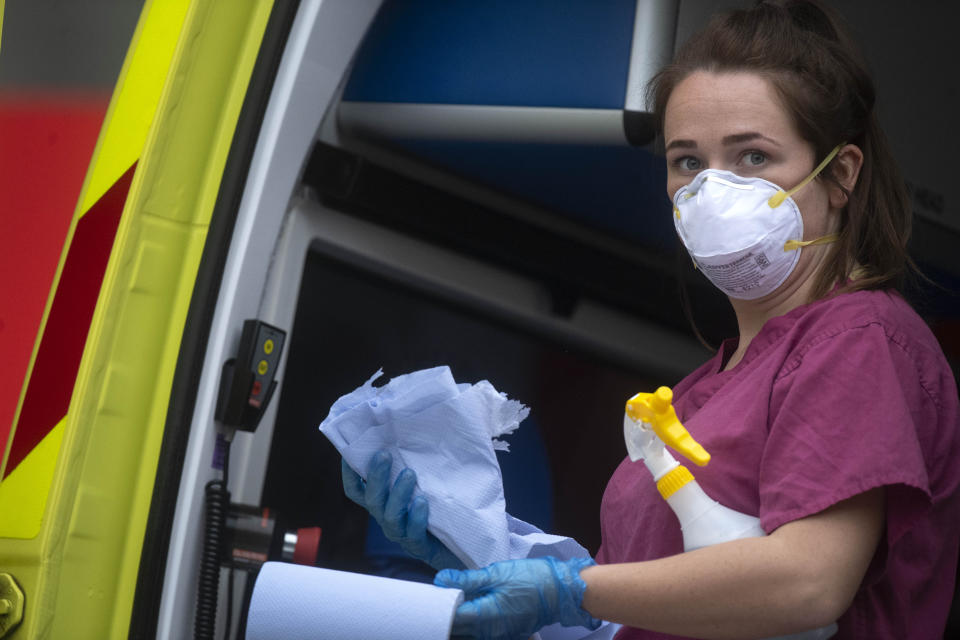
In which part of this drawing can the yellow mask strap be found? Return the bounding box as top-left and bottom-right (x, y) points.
(768, 143), (845, 209)
(783, 233), (839, 252)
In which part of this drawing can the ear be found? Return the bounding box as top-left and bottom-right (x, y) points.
(829, 144), (864, 208)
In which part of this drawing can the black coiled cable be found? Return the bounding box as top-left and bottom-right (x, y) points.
(195, 437), (231, 640)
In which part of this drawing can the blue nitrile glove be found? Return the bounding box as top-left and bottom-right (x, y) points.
(434, 556), (601, 640)
(341, 450), (464, 570)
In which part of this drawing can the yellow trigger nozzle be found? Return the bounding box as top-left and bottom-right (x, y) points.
(625, 386), (711, 466)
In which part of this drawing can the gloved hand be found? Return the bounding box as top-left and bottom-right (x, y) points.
(341, 450), (464, 570)
(434, 556), (601, 640)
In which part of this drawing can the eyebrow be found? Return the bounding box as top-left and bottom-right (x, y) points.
(665, 139), (697, 151)
(722, 132), (780, 146)
(665, 132), (780, 151)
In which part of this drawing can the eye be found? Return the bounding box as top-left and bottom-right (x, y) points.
(674, 156), (703, 172)
(742, 150), (767, 167)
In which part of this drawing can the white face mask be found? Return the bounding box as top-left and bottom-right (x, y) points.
(672, 145), (842, 300)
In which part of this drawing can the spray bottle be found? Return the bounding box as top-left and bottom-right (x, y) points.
(624, 386), (837, 639)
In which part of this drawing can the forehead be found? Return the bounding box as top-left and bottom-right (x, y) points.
(663, 71), (800, 145)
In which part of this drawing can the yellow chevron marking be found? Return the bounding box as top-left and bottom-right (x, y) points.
(78, 0), (192, 217)
(0, 417), (65, 539)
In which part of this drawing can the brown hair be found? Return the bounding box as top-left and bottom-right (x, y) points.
(649, 0), (914, 299)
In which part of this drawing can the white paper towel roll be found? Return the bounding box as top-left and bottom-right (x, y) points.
(245, 562), (464, 640)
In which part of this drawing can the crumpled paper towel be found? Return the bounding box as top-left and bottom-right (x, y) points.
(319, 366), (588, 569)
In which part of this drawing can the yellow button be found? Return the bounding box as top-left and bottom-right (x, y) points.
(257, 360), (268, 375)
(264, 339), (274, 355)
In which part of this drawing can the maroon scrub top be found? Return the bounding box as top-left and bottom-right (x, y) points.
(598, 288), (960, 639)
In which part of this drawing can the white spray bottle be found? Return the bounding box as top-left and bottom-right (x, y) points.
(624, 386), (837, 640)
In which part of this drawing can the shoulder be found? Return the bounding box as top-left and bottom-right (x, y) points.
(792, 288), (927, 338)
(778, 288), (955, 414)
(781, 289), (940, 366)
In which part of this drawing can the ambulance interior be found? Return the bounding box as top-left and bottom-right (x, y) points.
(144, 2), (960, 638)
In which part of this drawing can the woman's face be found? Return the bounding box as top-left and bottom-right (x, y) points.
(663, 70), (837, 242)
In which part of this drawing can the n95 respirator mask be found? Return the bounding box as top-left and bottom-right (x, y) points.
(672, 146), (842, 300)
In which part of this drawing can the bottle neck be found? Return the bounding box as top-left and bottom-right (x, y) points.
(642, 448), (680, 482)
(661, 474), (718, 527)
(656, 465), (694, 500)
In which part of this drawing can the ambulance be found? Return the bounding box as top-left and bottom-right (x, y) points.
(1, 1), (957, 638)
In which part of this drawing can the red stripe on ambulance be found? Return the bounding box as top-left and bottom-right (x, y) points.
(4, 164), (136, 478)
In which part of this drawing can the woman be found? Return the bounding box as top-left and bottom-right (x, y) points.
(343, 1), (960, 637)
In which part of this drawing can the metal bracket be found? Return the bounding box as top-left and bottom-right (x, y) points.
(0, 573), (25, 638)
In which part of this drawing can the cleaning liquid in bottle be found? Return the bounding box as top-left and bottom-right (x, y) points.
(624, 387), (837, 640)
